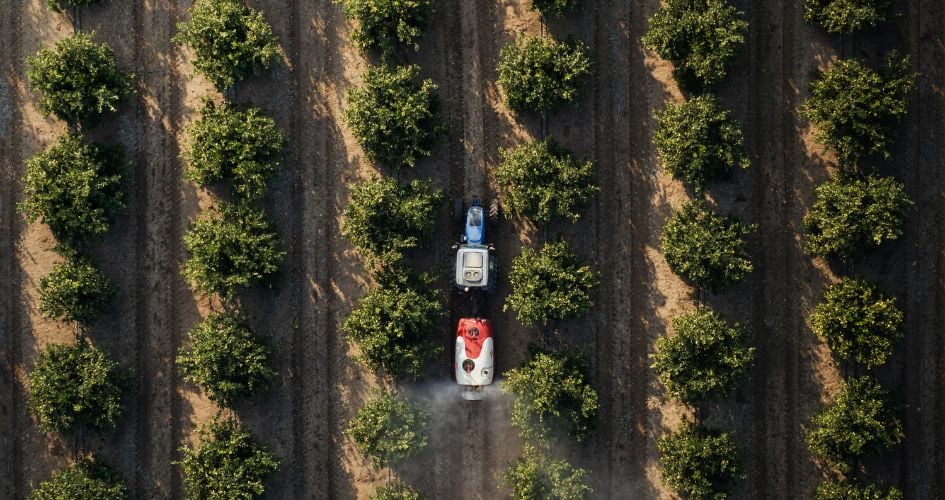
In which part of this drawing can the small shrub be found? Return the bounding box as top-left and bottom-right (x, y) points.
(815, 478), (903, 500)
(370, 483), (423, 500)
(346, 389), (429, 468)
(505, 241), (599, 327)
(29, 455), (126, 500)
(497, 35), (593, 114)
(530, 0), (579, 17)
(38, 256), (116, 326)
(658, 423), (743, 500)
(337, 0), (433, 61)
(501, 444), (592, 500)
(805, 0), (892, 34)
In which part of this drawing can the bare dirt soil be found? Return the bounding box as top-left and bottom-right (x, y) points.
(1, 0), (943, 499)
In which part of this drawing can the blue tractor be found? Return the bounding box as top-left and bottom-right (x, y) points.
(453, 196), (497, 294)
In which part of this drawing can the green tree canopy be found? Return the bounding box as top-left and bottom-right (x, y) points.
(337, 0), (433, 61)
(45, 0), (104, 12)
(182, 99), (285, 200)
(38, 256), (116, 326)
(811, 278), (903, 369)
(27, 32), (134, 127)
(496, 138), (598, 224)
(344, 64), (441, 168)
(21, 133), (127, 248)
(341, 177), (443, 265)
(530, 0), (579, 17)
(29, 455), (127, 500)
(806, 376), (903, 473)
(658, 423), (743, 500)
(804, 174), (911, 259)
(174, 0), (282, 90)
(654, 94), (748, 193)
(652, 308), (754, 405)
(805, 0), (892, 34)
(28, 341), (123, 435)
(642, 0), (747, 87)
(178, 417), (280, 499)
(346, 389), (429, 468)
(497, 35), (593, 114)
(802, 54), (916, 167)
(815, 478), (903, 500)
(661, 201), (755, 292)
(182, 202), (284, 300)
(370, 483), (423, 500)
(178, 310), (276, 406)
(501, 444), (592, 500)
(505, 241), (599, 327)
(502, 350), (599, 442)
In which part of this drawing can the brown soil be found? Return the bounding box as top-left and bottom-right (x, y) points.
(1, 0), (943, 499)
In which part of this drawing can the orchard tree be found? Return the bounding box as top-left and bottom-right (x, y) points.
(174, 0), (282, 90)
(805, 0), (892, 34)
(497, 35), (593, 114)
(28, 341), (123, 435)
(496, 138), (598, 224)
(806, 376), (903, 473)
(341, 177), (443, 265)
(370, 483), (422, 500)
(178, 310), (276, 406)
(346, 389), (429, 468)
(654, 94), (748, 193)
(38, 256), (116, 326)
(505, 241), (599, 327)
(802, 54), (916, 167)
(344, 64), (441, 168)
(652, 308), (754, 405)
(337, 0), (433, 61)
(29, 455), (126, 500)
(501, 444), (592, 500)
(815, 479), (903, 500)
(502, 350), (599, 442)
(804, 174), (912, 259)
(811, 278), (903, 369)
(27, 32), (134, 127)
(21, 133), (127, 247)
(661, 201), (755, 292)
(530, 0), (579, 17)
(658, 423), (743, 500)
(182, 99), (285, 200)
(178, 417), (280, 499)
(642, 0), (747, 87)
(182, 202), (284, 299)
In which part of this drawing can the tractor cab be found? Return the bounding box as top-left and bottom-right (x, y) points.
(453, 197), (497, 293)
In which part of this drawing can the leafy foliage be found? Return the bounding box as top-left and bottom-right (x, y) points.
(45, 0), (104, 12)
(344, 64), (441, 168)
(806, 376), (903, 473)
(27, 32), (134, 127)
(654, 94), (748, 193)
(346, 389), (429, 468)
(501, 444), (592, 500)
(174, 0), (282, 90)
(802, 54), (916, 167)
(29, 455), (126, 500)
(370, 483), (423, 500)
(182, 99), (285, 200)
(38, 256), (116, 325)
(661, 201), (755, 292)
(652, 308), (754, 405)
(811, 278), (903, 369)
(803, 174), (912, 259)
(28, 342), (123, 435)
(182, 202), (284, 299)
(178, 310), (276, 406)
(505, 241), (599, 327)
(178, 417), (280, 499)
(341, 177), (443, 265)
(21, 133), (127, 248)
(642, 0), (747, 87)
(496, 139), (598, 224)
(530, 0), (579, 17)
(804, 0), (892, 34)
(497, 35), (593, 114)
(815, 478), (903, 500)
(658, 423), (743, 500)
(502, 350), (599, 442)
(337, 0), (433, 61)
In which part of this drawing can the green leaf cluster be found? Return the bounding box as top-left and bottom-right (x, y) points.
(38, 256), (116, 325)
(497, 35), (593, 114)
(344, 64), (441, 168)
(653, 308), (754, 405)
(802, 54), (916, 167)
(174, 0), (282, 90)
(178, 417), (280, 499)
(661, 201), (755, 292)
(501, 444), (591, 500)
(530, 0), (579, 17)
(803, 174), (912, 259)
(370, 483), (423, 500)
(496, 138), (598, 224)
(27, 32), (134, 127)
(657, 423), (743, 500)
(178, 310), (276, 406)
(815, 478), (903, 500)
(346, 389), (429, 468)
(29, 455), (126, 500)
(806, 376), (903, 473)
(337, 0), (433, 61)
(182, 99), (285, 200)
(505, 241), (599, 327)
(45, 0), (105, 12)
(654, 94), (748, 193)
(28, 341), (124, 435)
(642, 0), (747, 87)
(805, 0), (892, 34)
